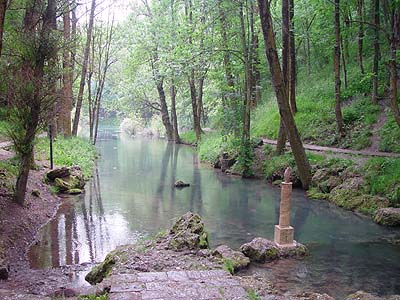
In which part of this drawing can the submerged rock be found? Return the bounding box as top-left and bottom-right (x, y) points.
(168, 212), (209, 250)
(174, 180), (190, 188)
(239, 238), (280, 263)
(212, 245), (250, 272)
(374, 208), (400, 226)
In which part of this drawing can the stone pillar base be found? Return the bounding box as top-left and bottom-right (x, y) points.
(274, 225), (294, 246)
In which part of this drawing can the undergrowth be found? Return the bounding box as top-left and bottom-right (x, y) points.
(36, 137), (98, 178)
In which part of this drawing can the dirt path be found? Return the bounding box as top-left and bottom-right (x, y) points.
(262, 138), (400, 158)
(367, 99), (389, 152)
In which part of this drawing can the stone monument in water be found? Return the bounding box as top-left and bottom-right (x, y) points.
(274, 167), (295, 246)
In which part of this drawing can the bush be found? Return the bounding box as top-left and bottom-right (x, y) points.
(380, 113), (400, 153)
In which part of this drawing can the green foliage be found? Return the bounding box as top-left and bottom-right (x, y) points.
(263, 153), (295, 179)
(180, 131), (197, 144)
(247, 290), (261, 300)
(380, 113), (400, 153)
(222, 258), (235, 275)
(364, 158), (400, 206)
(36, 137), (98, 178)
(237, 140), (255, 177)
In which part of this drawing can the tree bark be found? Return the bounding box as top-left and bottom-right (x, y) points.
(157, 79), (174, 141)
(372, 0), (380, 103)
(334, 0), (345, 137)
(357, 0), (365, 74)
(170, 80), (180, 143)
(277, 0), (290, 154)
(258, 0), (311, 189)
(0, 0), (7, 57)
(60, 0), (72, 136)
(289, 0), (297, 113)
(390, 6), (400, 126)
(72, 0), (96, 136)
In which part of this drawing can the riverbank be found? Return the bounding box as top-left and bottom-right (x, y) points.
(0, 136), (97, 291)
(180, 131), (400, 225)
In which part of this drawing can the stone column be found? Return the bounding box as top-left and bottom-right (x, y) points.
(274, 168), (294, 246)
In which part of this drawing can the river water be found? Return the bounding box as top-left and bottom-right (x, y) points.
(28, 128), (400, 298)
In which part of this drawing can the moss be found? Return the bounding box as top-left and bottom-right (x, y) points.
(247, 290), (261, 300)
(85, 253), (116, 284)
(79, 295), (108, 300)
(222, 258), (235, 275)
(307, 187), (330, 201)
(199, 232), (209, 249)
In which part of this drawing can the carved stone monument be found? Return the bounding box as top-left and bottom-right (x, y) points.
(274, 167), (295, 246)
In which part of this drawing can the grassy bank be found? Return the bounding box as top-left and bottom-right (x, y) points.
(36, 136), (98, 178)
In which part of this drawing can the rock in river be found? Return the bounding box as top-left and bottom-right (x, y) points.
(174, 180), (190, 188)
(240, 238), (280, 263)
(212, 245), (250, 272)
(374, 208), (400, 226)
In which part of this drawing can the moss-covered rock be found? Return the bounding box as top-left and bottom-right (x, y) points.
(239, 238), (280, 263)
(85, 252), (117, 284)
(168, 212), (209, 250)
(68, 188), (83, 195)
(374, 208), (400, 226)
(212, 245), (250, 272)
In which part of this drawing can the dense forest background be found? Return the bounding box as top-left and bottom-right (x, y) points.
(0, 0), (399, 203)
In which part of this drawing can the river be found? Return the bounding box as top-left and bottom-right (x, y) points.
(28, 127), (400, 298)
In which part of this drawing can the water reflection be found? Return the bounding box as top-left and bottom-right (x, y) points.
(28, 128), (400, 298)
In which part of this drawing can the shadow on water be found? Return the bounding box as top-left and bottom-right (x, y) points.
(28, 127), (400, 298)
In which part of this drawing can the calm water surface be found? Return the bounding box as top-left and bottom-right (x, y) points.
(29, 128), (400, 298)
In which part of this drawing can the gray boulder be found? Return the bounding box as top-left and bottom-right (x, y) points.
(212, 245), (250, 272)
(374, 208), (400, 226)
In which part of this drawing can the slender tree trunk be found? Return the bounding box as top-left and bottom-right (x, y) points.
(189, 71), (202, 140)
(61, 0), (72, 136)
(334, 0), (345, 137)
(372, 0), (380, 103)
(16, 0), (57, 205)
(357, 0), (365, 74)
(71, 4), (77, 77)
(170, 80), (180, 143)
(390, 7), (400, 126)
(157, 79), (174, 141)
(72, 0), (96, 136)
(289, 0), (297, 113)
(0, 0), (7, 57)
(277, 0), (290, 154)
(197, 76), (205, 126)
(258, 0), (311, 189)
(239, 2), (251, 143)
(341, 35), (348, 89)
(253, 34), (261, 105)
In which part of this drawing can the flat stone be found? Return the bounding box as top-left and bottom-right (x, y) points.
(137, 272), (168, 283)
(167, 271), (188, 281)
(110, 282), (146, 293)
(109, 292), (142, 300)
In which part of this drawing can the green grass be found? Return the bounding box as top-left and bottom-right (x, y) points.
(79, 294), (108, 300)
(363, 158), (400, 206)
(36, 137), (98, 178)
(380, 113), (400, 153)
(180, 130), (197, 144)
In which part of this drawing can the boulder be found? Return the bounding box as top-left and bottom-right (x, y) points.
(220, 152), (236, 172)
(278, 241), (308, 258)
(168, 212), (209, 250)
(85, 252), (116, 285)
(47, 167), (70, 181)
(374, 208), (400, 226)
(318, 176), (342, 193)
(174, 180), (190, 188)
(212, 245), (250, 272)
(239, 238), (280, 263)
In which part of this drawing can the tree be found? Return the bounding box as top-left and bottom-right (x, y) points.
(10, 0), (58, 204)
(334, 0), (345, 137)
(289, 0), (297, 113)
(0, 0), (7, 57)
(389, 4), (400, 126)
(357, 0), (365, 74)
(372, 0), (380, 103)
(257, 0), (312, 189)
(72, 0), (96, 136)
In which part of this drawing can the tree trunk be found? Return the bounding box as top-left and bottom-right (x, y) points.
(257, 0), (312, 189)
(0, 0), (7, 57)
(239, 2), (251, 143)
(277, 0), (290, 154)
(60, 0), (72, 136)
(334, 0), (345, 137)
(157, 80), (174, 141)
(189, 71), (202, 141)
(341, 35), (348, 90)
(289, 0), (297, 113)
(390, 7), (400, 126)
(357, 0), (365, 74)
(253, 34), (261, 105)
(170, 80), (180, 143)
(372, 0), (380, 103)
(72, 0), (96, 136)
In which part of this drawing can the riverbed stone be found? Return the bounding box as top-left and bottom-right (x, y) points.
(374, 208), (400, 226)
(278, 241), (308, 258)
(168, 212), (209, 250)
(239, 238), (280, 263)
(174, 180), (190, 188)
(212, 245), (250, 272)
